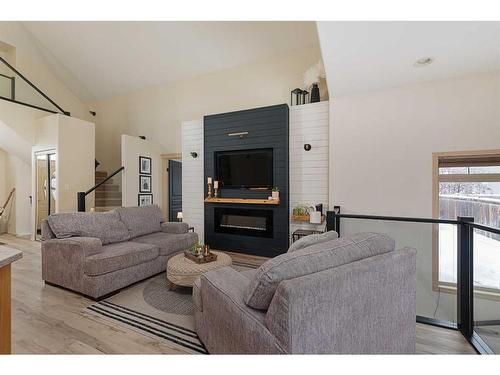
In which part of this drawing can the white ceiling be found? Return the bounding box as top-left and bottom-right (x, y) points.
(317, 22), (500, 97)
(21, 21), (318, 102)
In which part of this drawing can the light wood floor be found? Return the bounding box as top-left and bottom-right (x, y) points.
(0, 234), (477, 354)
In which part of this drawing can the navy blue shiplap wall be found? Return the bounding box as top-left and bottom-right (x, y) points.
(204, 104), (289, 257)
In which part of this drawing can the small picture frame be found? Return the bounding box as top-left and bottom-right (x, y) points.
(139, 175), (152, 193)
(138, 194), (153, 207)
(139, 156), (152, 175)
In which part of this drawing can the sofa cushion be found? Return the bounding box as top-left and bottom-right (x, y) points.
(287, 230), (339, 253)
(240, 268), (258, 280)
(193, 277), (203, 312)
(47, 211), (130, 245)
(84, 241), (159, 276)
(245, 232), (395, 310)
(133, 231), (198, 256)
(116, 205), (163, 239)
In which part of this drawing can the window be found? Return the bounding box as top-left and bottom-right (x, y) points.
(433, 151), (500, 297)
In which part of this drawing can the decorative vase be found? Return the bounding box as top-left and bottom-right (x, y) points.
(272, 191), (279, 200)
(310, 211), (322, 224)
(310, 83), (320, 103)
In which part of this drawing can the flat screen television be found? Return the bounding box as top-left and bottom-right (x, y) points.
(215, 148), (273, 189)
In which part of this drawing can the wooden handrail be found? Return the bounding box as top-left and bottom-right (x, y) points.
(0, 188), (15, 215)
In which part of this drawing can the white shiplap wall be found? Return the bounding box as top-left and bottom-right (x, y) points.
(181, 120), (204, 241)
(181, 101), (329, 244)
(289, 101), (330, 238)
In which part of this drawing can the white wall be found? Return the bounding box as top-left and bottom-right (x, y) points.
(290, 101), (330, 237)
(330, 71), (500, 216)
(329, 71), (500, 321)
(4, 153), (31, 235)
(89, 45), (325, 173)
(181, 120), (204, 240)
(0, 149), (5, 204)
(57, 116), (95, 212)
(121, 135), (164, 210)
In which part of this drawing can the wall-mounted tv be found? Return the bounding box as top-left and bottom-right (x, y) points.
(215, 148), (273, 189)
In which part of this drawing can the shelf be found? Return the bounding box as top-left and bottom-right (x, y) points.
(204, 197), (280, 205)
(291, 214), (325, 224)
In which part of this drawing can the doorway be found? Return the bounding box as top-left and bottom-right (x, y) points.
(168, 159), (182, 222)
(35, 151), (56, 240)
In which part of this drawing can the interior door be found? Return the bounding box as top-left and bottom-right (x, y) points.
(168, 160), (182, 222)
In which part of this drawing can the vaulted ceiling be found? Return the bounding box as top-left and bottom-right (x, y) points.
(22, 21), (319, 102)
(317, 21), (500, 97)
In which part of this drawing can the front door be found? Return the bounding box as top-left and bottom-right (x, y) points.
(168, 160), (182, 222)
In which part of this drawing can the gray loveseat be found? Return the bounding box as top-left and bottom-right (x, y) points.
(41, 205), (197, 300)
(193, 232), (416, 354)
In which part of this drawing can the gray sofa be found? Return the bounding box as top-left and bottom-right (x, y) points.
(193, 232), (416, 354)
(41, 205), (197, 300)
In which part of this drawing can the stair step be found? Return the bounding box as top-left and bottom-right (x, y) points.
(95, 177), (114, 185)
(95, 198), (122, 206)
(95, 191), (122, 199)
(95, 171), (108, 178)
(95, 184), (119, 192)
(94, 206), (121, 212)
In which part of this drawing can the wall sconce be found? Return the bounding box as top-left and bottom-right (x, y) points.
(89, 111), (96, 116)
(139, 136), (146, 140)
(228, 131), (248, 138)
(304, 144), (312, 151)
(190, 152), (198, 158)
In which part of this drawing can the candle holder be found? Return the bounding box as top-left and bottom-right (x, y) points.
(204, 244), (210, 257)
(214, 187), (219, 198)
(207, 182), (214, 198)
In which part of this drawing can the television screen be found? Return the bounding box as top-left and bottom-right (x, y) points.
(215, 149), (273, 189)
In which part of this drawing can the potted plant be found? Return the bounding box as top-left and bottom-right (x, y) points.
(190, 240), (204, 256)
(272, 187), (280, 200)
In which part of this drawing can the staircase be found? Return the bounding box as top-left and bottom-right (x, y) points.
(94, 171), (122, 212)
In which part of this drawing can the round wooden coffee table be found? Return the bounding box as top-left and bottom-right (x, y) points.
(166, 251), (232, 287)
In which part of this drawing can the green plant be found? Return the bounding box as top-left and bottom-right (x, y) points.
(272, 187), (280, 192)
(293, 205), (308, 216)
(190, 240), (204, 253)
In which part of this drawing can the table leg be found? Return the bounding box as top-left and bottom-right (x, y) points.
(0, 264), (11, 354)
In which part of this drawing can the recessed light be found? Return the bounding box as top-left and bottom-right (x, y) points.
(414, 57), (434, 67)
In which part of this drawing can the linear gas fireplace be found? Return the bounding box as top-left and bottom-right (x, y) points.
(214, 207), (273, 238)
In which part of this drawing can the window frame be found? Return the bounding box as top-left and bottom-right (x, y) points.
(432, 149), (500, 301)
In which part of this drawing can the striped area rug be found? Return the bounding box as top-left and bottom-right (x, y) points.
(88, 299), (207, 354)
(85, 259), (258, 354)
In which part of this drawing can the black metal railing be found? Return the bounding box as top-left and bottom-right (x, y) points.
(0, 55), (70, 115)
(77, 166), (124, 212)
(326, 208), (500, 355)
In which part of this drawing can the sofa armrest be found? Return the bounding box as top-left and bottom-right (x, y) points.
(161, 221), (189, 234)
(41, 237), (102, 290)
(196, 267), (285, 354)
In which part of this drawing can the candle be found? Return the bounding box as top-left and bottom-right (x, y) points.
(214, 181), (219, 188)
(208, 177), (212, 184)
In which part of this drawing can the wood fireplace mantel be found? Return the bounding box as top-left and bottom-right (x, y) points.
(204, 197), (280, 205)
